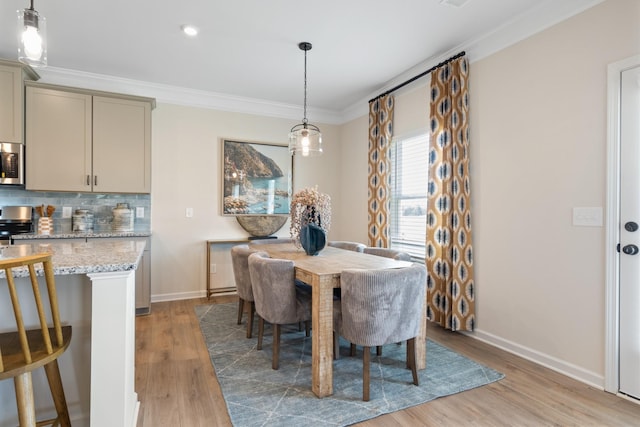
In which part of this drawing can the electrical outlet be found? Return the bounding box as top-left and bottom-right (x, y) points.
(62, 207), (72, 218)
(210, 264), (216, 273)
(186, 207), (194, 218)
(136, 207), (144, 218)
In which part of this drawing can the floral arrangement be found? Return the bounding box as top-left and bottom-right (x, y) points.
(290, 186), (331, 244)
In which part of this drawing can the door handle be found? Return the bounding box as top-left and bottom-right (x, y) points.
(622, 244), (639, 255)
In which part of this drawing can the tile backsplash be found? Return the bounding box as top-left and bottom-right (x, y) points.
(0, 188), (151, 233)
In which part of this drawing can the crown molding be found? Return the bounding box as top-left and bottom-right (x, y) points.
(338, 0), (605, 124)
(35, 66), (343, 125)
(35, 0), (603, 126)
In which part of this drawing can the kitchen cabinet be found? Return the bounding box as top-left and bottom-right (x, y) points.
(25, 82), (154, 193)
(0, 59), (38, 144)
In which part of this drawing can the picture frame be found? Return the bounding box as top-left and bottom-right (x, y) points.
(222, 138), (293, 216)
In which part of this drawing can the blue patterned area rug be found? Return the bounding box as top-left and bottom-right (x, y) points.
(196, 303), (504, 427)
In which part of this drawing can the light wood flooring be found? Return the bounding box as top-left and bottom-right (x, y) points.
(135, 297), (640, 426)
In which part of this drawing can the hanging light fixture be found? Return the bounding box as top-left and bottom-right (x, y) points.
(17, 0), (47, 67)
(289, 42), (322, 157)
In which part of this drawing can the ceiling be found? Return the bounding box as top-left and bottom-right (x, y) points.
(1, 0), (602, 123)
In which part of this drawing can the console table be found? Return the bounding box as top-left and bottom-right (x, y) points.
(206, 238), (248, 298)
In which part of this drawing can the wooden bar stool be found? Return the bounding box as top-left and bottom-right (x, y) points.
(0, 253), (72, 427)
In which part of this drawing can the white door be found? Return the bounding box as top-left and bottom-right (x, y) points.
(620, 64), (640, 400)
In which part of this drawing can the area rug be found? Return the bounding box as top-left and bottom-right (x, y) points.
(196, 303), (504, 426)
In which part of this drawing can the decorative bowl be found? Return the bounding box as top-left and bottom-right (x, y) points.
(236, 215), (288, 237)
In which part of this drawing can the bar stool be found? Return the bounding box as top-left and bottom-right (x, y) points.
(0, 253), (72, 427)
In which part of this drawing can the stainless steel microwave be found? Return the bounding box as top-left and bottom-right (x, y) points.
(0, 142), (24, 185)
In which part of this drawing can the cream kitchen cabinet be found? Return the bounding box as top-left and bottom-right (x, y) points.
(25, 82), (154, 193)
(0, 59), (38, 144)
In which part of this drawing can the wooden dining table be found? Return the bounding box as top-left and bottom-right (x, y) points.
(250, 242), (427, 398)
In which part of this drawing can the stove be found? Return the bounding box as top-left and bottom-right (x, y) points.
(0, 206), (34, 245)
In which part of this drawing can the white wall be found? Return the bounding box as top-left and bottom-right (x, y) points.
(338, 0), (640, 387)
(150, 105), (341, 300)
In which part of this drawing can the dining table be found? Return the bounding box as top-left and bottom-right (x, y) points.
(250, 242), (427, 398)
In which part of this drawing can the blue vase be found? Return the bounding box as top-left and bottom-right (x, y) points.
(300, 224), (326, 256)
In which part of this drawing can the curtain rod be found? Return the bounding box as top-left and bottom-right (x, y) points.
(368, 51), (466, 103)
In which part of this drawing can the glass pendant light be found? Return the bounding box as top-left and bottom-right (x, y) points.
(17, 0), (47, 67)
(289, 42), (322, 157)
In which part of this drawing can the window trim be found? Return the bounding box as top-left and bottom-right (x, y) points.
(389, 128), (430, 262)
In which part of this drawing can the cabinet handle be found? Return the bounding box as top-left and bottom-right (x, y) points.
(94, 176), (98, 186)
(86, 175), (91, 186)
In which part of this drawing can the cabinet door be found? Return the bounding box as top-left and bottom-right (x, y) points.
(92, 96), (151, 193)
(26, 87), (92, 192)
(0, 64), (23, 143)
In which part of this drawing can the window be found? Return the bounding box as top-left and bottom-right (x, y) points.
(389, 131), (429, 260)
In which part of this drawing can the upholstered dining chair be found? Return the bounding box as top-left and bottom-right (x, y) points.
(231, 244), (260, 338)
(328, 241), (366, 252)
(248, 238), (294, 245)
(333, 263), (427, 401)
(0, 253), (72, 427)
(248, 251), (312, 370)
(363, 246), (411, 261)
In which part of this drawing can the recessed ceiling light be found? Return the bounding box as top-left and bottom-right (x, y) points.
(439, 0), (470, 7)
(181, 24), (198, 37)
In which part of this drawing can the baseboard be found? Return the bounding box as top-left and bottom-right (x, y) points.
(151, 290), (206, 303)
(465, 328), (604, 390)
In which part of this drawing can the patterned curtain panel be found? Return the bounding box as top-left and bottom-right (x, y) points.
(426, 57), (475, 331)
(367, 95), (394, 248)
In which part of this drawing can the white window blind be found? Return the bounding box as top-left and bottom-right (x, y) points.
(389, 132), (429, 260)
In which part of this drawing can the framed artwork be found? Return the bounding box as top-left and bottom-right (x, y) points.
(222, 138), (293, 215)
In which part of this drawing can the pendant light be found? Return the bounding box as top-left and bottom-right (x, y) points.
(289, 42), (322, 157)
(17, 0), (47, 67)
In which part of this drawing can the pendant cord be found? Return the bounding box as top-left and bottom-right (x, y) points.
(303, 48), (308, 125)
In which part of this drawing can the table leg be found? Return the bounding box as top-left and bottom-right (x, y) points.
(416, 293), (427, 370)
(311, 274), (334, 397)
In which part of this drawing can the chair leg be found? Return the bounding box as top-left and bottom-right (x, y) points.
(44, 359), (72, 427)
(333, 332), (340, 360)
(272, 324), (281, 370)
(376, 346), (382, 356)
(305, 320), (311, 337)
(350, 343), (356, 357)
(246, 301), (255, 339)
(257, 317), (264, 350)
(407, 338), (419, 386)
(363, 346), (371, 401)
(237, 298), (245, 325)
(14, 372), (37, 427)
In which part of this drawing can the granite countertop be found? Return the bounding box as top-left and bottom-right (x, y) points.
(0, 239), (146, 278)
(13, 231), (152, 240)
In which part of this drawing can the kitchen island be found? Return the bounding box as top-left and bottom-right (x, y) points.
(0, 239), (144, 427)
(13, 231), (152, 315)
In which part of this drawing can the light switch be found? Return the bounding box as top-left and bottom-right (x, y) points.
(572, 207), (603, 227)
(186, 207), (194, 218)
(136, 207), (144, 218)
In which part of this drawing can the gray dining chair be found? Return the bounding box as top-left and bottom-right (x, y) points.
(328, 241), (366, 252)
(249, 238), (294, 245)
(363, 246), (411, 261)
(333, 263), (427, 401)
(248, 251), (312, 370)
(231, 244), (259, 338)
